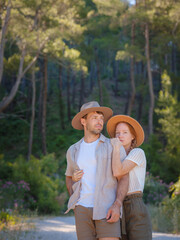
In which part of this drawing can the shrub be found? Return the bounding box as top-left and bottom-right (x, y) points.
(0, 180), (35, 211)
(147, 177), (180, 234)
(155, 71), (180, 182)
(0, 155), (13, 180)
(143, 172), (170, 205)
(0, 211), (15, 225)
(11, 154), (61, 214)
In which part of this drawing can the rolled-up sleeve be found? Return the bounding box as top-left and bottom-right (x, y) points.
(65, 148), (74, 176)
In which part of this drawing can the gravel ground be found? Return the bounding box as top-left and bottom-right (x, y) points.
(18, 216), (180, 240)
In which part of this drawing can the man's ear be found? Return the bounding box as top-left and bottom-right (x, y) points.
(80, 118), (86, 127)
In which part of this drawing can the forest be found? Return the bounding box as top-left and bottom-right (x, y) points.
(0, 0), (180, 234)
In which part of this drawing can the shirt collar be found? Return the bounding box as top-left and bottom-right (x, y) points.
(74, 133), (106, 150)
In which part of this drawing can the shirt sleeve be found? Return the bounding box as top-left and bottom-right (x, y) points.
(120, 145), (127, 162)
(125, 148), (145, 166)
(65, 148), (74, 176)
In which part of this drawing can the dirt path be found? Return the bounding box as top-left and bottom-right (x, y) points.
(20, 216), (180, 240)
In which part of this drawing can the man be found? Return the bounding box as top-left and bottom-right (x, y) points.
(65, 101), (129, 240)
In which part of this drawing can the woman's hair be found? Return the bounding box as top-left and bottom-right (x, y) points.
(116, 121), (137, 152)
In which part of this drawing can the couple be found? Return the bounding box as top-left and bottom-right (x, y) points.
(65, 101), (152, 240)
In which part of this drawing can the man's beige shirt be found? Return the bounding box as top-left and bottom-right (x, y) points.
(65, 134), (126, 220)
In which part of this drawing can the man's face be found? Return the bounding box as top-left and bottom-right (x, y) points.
(81, 112), (104, 135)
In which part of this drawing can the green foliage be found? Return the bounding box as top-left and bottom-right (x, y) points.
(147, 178), (180, 233)
(0, 153), (67, 214)
(0, 179), (35, 211)
(158, 178), (180, 233)
(0, 210), (36, 239)
(155, 71), (180, 182)
(11, 155), (61, 214)
(170, 177), (180, 200)
(4, 54), (34, 77)
(116, 44), (145, 62)
(143, 172), (169, 205)
(0, 211), (14, 225)
(0, 155), (13, 180)
(0, 211), (16, 234)
(0, 117), (29, 159)
(142, 134), (163, 172)
(1, 0), (180, 227)
(148, 203), (180, 233)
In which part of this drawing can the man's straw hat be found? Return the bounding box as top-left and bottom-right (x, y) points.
(72, 101), (113, 130)
(106, 115), (144, 147)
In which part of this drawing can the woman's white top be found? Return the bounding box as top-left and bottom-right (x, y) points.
(125, 148), (146, 194)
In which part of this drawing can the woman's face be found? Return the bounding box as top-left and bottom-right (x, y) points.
(115, 122), (135, 149)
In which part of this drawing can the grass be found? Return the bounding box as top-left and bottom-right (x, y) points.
(0, 211), (37, 240)
(148, 204), (180, 234)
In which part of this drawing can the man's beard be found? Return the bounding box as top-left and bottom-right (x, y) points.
(86, 124), (103, 135)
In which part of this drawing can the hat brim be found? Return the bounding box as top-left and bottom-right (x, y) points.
(72, 107), (113, 130)
(106, 115), (144, 147)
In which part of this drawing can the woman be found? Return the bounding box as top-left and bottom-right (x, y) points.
(106, 115), (152, 240)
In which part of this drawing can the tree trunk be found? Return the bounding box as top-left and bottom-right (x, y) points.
(113, 60), (119, 96)
(124, 92), (129, 115)
(0, 35), (48, 114)
(89, 61), (95, 94)
(71, 71), (77, 109)
(27, 66), (36, 161)
(95, 48), (103, 105)
(66, 64), (71, 121)
(0, 48), (42, 114)
(127, 21), (136, 115)
(79, 71), (85, 110)
(38, 60), (43, 136)
(0, 48), (26, 113)
(0, 0), (11, 85)
(145, 22), (154, 135)
(41, 55), (47, 155)
(171, 44), (177, 75)
(137, 61), (145, 122)
(59, 64), (65, 130)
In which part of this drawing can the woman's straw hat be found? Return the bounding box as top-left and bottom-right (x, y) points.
(72, 101), (113, 130)
(106, 115), (144, 147)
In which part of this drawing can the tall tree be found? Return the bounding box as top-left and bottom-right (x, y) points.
(41, 56), (48, 155)
(95, 47), (103, 104)
(66, 62), (71, 121)
(27, 65), (36, 161)
(128, 20), (136, 115)
(145, 21), (154, 135)
(59, 64), (65, 130)
(79, 70), (85, 109)
(0, 0), (11, 85)
(0, 0), (51, 113)
(0, 0), (85, 114)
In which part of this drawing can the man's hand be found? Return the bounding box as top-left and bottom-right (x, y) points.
(106, 199), (122, 223)
(72, 169), (84, 182)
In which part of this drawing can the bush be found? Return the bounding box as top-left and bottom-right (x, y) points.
(0, 211), (15, 225)
(155, 71), (180, 182)
(147, 177), (180, 234)
(0, 155), (13, 180)
(0, 180), (35, 211)
(143, 172), (170, 205)
(0, 153), (67, 214)
(11, 154), (62, 214)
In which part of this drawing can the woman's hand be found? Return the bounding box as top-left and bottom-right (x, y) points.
(111, 138), (122, 150)
(72, 169), (84, 182)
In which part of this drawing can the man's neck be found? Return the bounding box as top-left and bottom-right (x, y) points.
(83, 133), (100, 143)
